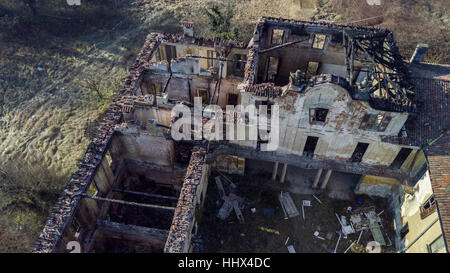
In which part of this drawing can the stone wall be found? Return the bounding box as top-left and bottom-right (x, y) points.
(164, 146), (210, 253)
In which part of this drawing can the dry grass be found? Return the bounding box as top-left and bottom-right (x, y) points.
(328, 0), (450, 63)
(0, 162), (64, 252)
(0, 0), (141, 252)
(140, 0), (317, 42)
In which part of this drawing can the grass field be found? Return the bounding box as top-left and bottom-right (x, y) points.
(0, 0), (448, 252)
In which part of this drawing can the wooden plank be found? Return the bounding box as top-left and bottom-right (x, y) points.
(279, 192), (299, 218)
(260, 38), (309, 54)
(369, 221), (386, 246)
(217, 198), (234, 220)
(287, 245), (296, 253)
(112, 189), (178, 201)
(97, 220), (169, 243)
(232, 200), (245, 224)
(82, 194), (175, 211)
(215, 176), (226, 199)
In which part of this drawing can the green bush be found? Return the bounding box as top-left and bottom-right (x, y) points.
(205, 2), (239, 41)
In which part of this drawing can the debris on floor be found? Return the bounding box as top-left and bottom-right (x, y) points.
(336, 203), (392, 252)
(312, 194), (322, 204)
(287, 245), (296, 253)
(198, 171), (397, 253)
(333, 232), (342, 253)
(279, 192), (300, 218)
(366, 241), (382, 253)
(263, 208), (275, 215)
(215, 176), (245, 222)
(215, 176), (226, 199)
(302, 200), (312, 220)
(233, 199), (245, 224)
(217, 198), (234, 220)
(369, 221), (386, 246)
(351, 242), (368, 253)
(344, 241), (354, 253)
(326, 232), (333, 240)
(314, 231), (325, 240)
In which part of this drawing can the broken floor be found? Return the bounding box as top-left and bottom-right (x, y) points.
(195, 169), (396, 253)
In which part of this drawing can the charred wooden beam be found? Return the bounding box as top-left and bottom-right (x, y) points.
(259, 38), (309, 54)
(186, 55), (246, 63)
(81, 194), (176, 211)
(112, 189), (179, 201)
(97, 220), (169, 242)
(161, 62), (173, 102)
(210, 62), (224, 105)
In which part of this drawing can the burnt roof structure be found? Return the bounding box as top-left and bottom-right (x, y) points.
(244, 17), (416, 112)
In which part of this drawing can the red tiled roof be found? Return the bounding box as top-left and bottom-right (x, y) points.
(408, 77), (449, 146)
(403, 63), (450, 251)
(382, 77), (449, 146)
(426, 130), (450, 251)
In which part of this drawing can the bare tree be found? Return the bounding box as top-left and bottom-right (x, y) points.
(81, 78), (104, 99)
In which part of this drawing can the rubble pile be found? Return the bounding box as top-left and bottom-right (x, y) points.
(215, 175), (245, 223)
(333, 204), (393, 253)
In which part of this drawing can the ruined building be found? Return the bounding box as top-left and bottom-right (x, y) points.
(33, 18), (449, 253)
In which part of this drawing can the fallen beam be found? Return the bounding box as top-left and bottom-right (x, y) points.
(186, 55), (246, 63)
(112, 189), (179, 201)
(259, 38), (309, 54)
(81, 194), (176, 211)
(97, 220), (169, 242)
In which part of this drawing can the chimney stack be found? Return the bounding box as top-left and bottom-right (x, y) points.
(183, 21), (194, 37)
(410, 44), (428, 63)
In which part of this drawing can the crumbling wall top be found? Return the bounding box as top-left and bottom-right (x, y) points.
(164, 145), (207, 253)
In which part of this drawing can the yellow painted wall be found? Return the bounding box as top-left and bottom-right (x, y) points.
(360, 175), (399, 186)
(401, 171), (445, 253)
(405, 211), (443, 253)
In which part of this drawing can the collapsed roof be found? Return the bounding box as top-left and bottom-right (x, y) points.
(244, 17), (417, 113)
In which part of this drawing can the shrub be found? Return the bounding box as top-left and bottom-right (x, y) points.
(205, 2), (239, 41)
